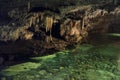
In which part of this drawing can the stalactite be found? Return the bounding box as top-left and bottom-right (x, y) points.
(81, 16), (85, 30)
(45, 16), (53, 42)
(27, 0), (31, 12)
(29, 17), (33, 27)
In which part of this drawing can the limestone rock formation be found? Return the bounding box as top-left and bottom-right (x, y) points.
(0, 0), (120, 66)
(0, 1), (120, 61)
(1, 5), (120, 42)
(60, 19), (83, 43)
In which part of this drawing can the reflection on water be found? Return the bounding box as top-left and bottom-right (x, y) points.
(88, 33), (120, 46)
(0, 33), (120, 80)
(89, 33), (120, 70)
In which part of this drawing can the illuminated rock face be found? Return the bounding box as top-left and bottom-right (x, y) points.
(20, 30), (33, 40)
(60, 19), (86, 43)
(0, 1), (120, 65)
(60, 8), (111, 42)
(0, 1), (120, 44)
(1, 6), (120, 42)
(89, 7), (120, 34)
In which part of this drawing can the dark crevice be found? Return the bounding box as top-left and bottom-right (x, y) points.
(52, 23), (63, 39)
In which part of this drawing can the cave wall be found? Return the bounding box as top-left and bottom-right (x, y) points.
(0, 0), (119, 19)
(0, 0), (120, 45)
(0, 0), (120, 61)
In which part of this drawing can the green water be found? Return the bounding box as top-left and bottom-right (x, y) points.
(0, 33), (120, 80)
